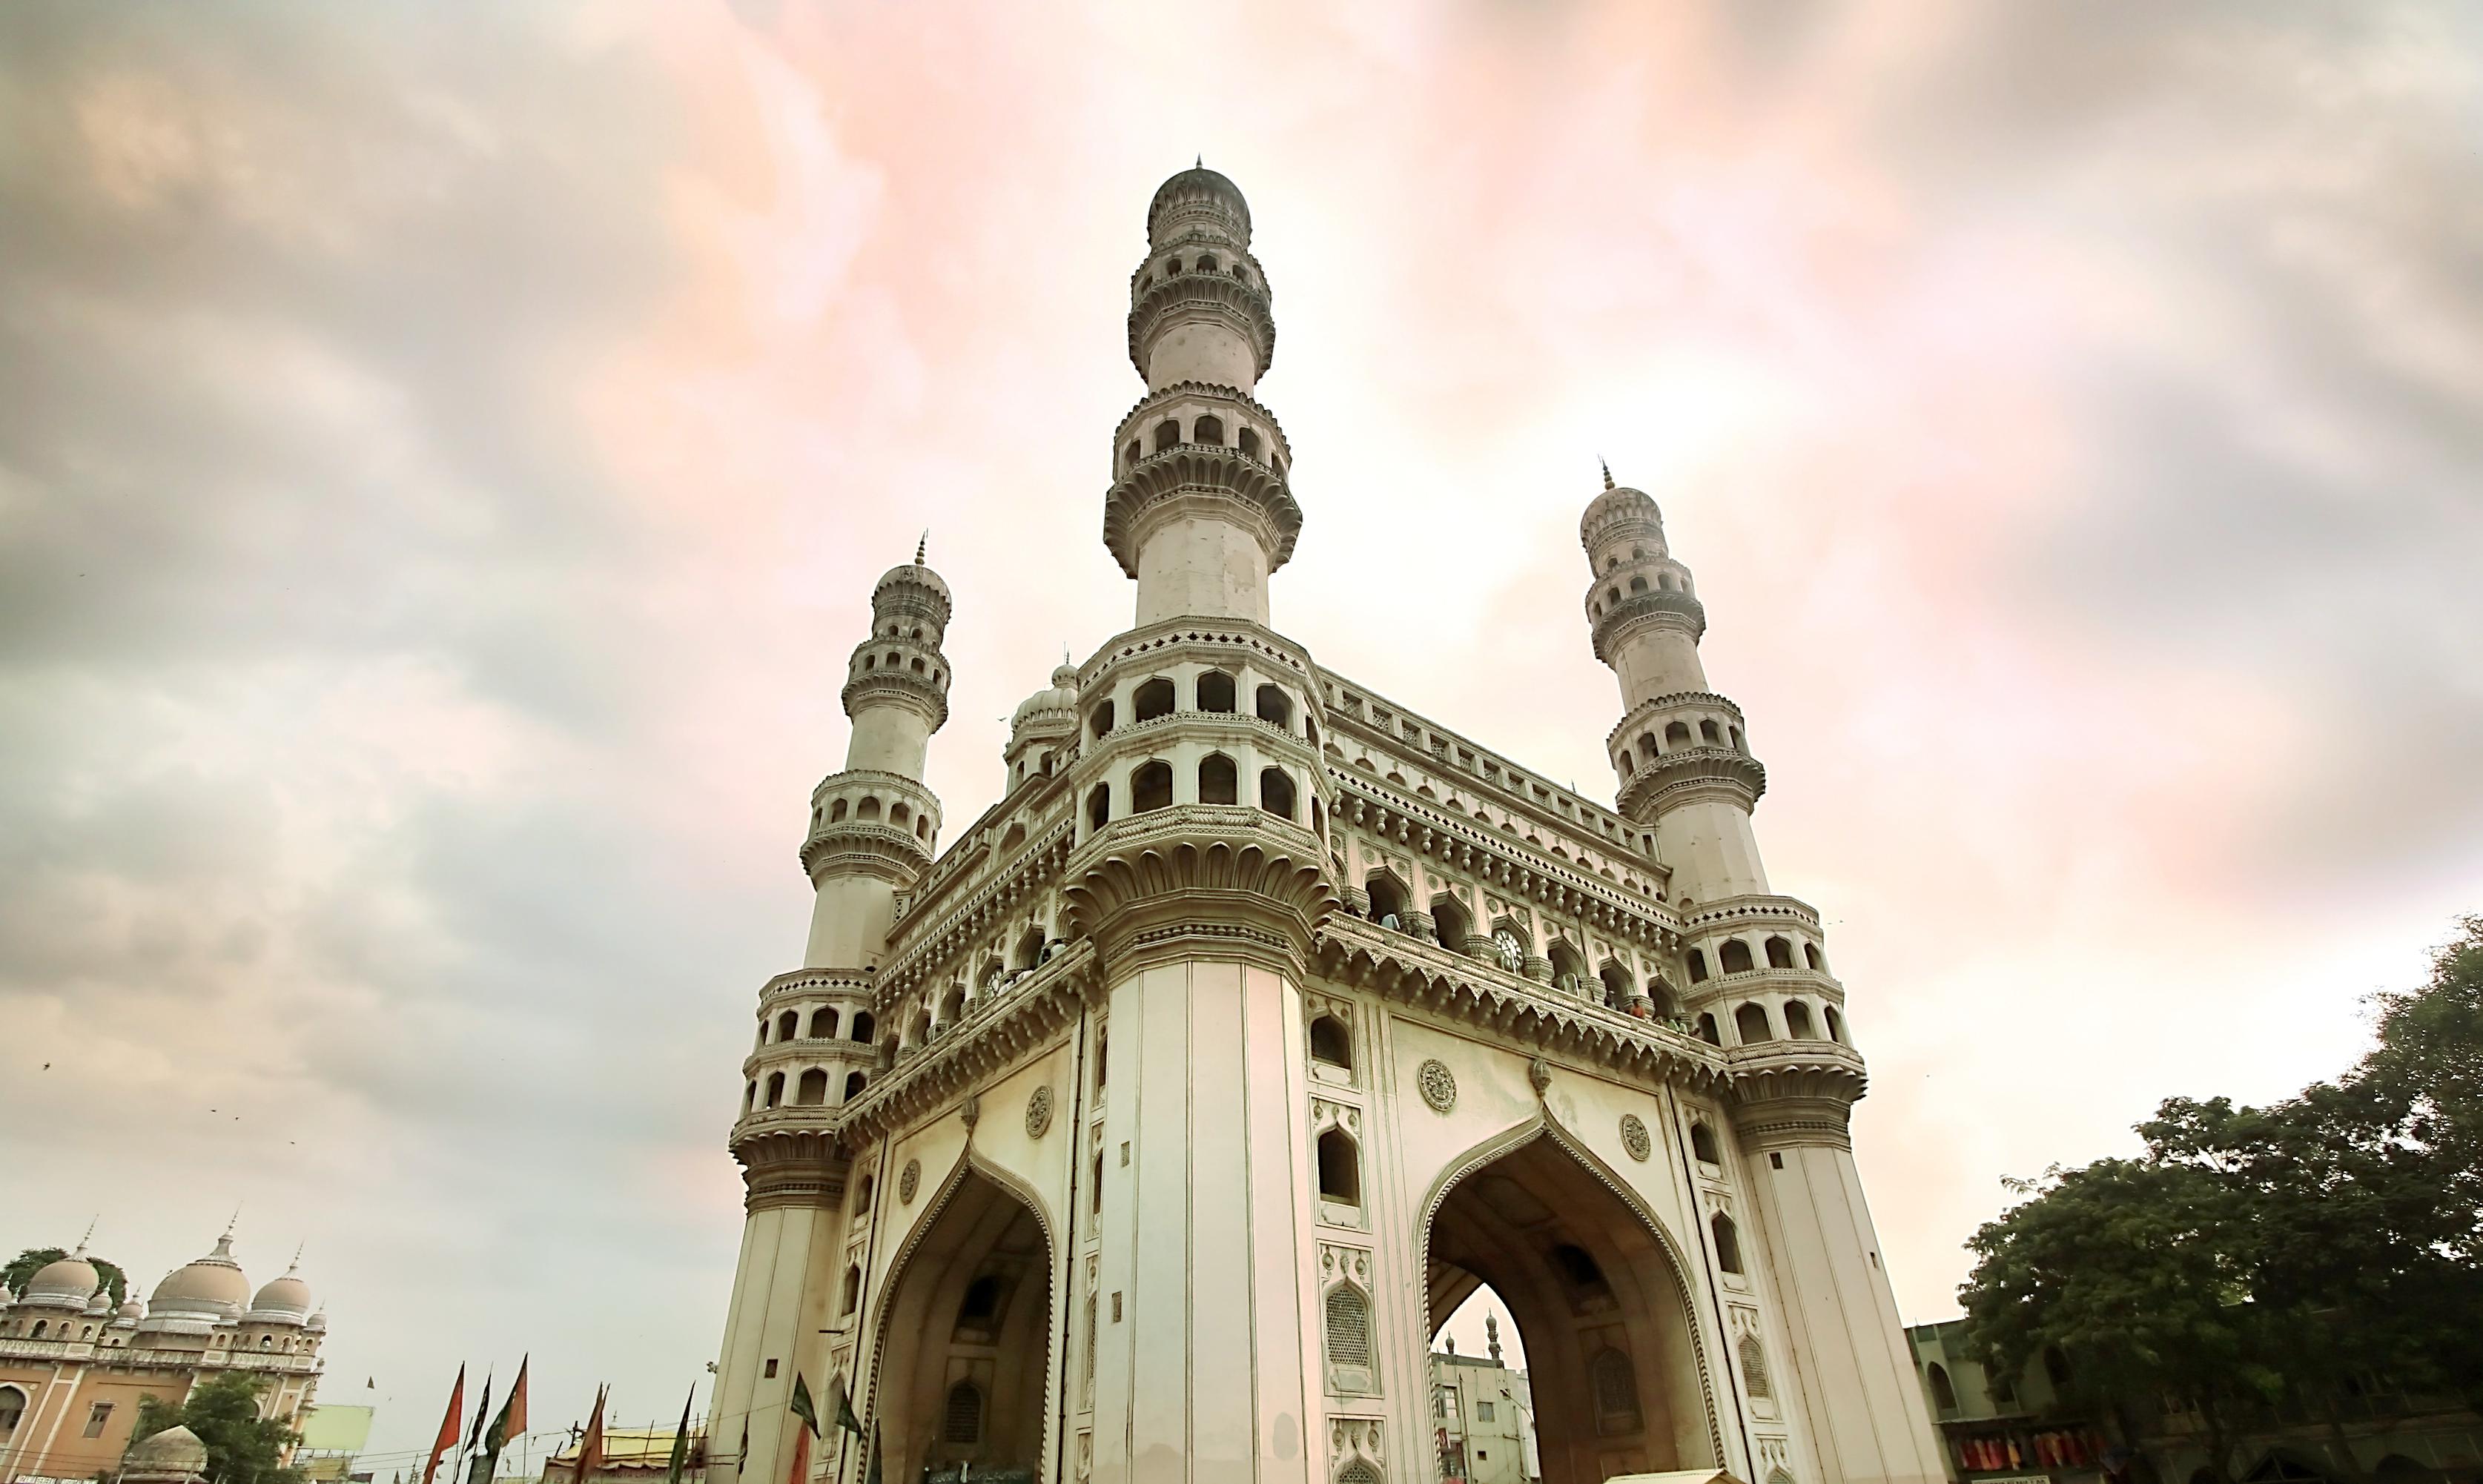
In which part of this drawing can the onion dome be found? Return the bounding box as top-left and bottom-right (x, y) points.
(1148, 161), (1252, 243)
(148, 1231), (251, 1320)
(1011, 665), (1081, 732)
(122, 1425), (210, 1480)
(874, 535), (951, 609)
(116, 1296), (145, 1322)
(84, 1288), (114, 1315)
(20, 1248), (102, 1308)
(1579, 460), (1664, 553)
(248, 1262), (313, 1325)
(305, 1308), (328, 1333)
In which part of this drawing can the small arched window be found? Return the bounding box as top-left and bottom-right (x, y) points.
(1740, 1335), (1773, 1399)
(1700, 720), (1722, 745)
(810, 1007), (839, 1039)
(1123, 438), (1140, 468)
(850, 1010), (875, 1044)
(1259, 767), (1296, 820)
(1309, 1015), (1352, 1069)
(1153, 418), (1181, 452)
(829, 798), (848, 823)
(1712, 1212), (1744, 1273)
(1598, 962), (1632, 1009)
(1316, 1127), (1361, 1205)
(857, 795), (882, 821)
(1363, 873), (1406, 927)
(1637, 730), (1659, 759)
(1254, 683), (1292, 727)
(1193, 414), (1226, 445)
(765, 1071), (785, 1107)
(1928, 1361), (1958, 1413)
(1720, 939), (1755, 974)
(1592, 1348), (1642, 1431)
(1629, 575), (1649, 594)
(1237, 427), (1261, 460)
(1690, 1122), (1721, 1163)
(1664, 721), (1692, 746)
(778, 1010), (799, 1041)
(1825, 1005), (1845, 1043)
(796, 1068), (828, 1105)
(1091, 700), (1115, 738)
(1617, 748), (1633, 775)
(1735, 1002), (1773, 1044)
(1687, 950), (1709, 984)
(1134, 678), (1176, 721)
(1132, 760), (1174, 812)
(842, 1265), (862, 1315)
(889, 801), (911, 825)
(844, 1070), (867, 1102)
(1198, 752), (1239, 805)
(1805, 942), (1824, 971)
(1324, 1285), (1371, 1369)
(1765, 936), (1794, 970)
(1430, 895), (1471, 953)
(1196, 672), (1236, 712)
(1785, 1001), (1817, 1039)
(1087, 783), (1111, 829)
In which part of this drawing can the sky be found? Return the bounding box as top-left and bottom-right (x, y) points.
(4, 0), (2481, 1467)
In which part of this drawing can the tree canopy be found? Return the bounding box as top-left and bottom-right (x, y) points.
(1959, 916), (2483, 1481)
(1, 1247), (129, 1308)
(131, 1372), (305, 1484)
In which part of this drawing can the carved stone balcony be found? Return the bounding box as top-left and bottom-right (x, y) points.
(1128, 267), (1275, 380)
(1062, 804), (1335, 978)
(1100, 442), (1303, 577)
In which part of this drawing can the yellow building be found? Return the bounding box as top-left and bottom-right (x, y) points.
(0, 1231), (326, 1484)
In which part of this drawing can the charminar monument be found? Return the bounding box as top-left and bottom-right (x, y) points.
(706, 165), (1944, 1484)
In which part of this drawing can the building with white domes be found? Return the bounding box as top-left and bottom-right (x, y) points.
(706, 166), (1941, 1484)
(0, 1229), (326, 1483)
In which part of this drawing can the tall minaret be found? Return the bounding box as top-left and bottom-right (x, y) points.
(1581, 468), (1768, 902)
(1102, 164), (1303, 626)
(710, 549), (953, 1484)
(1581, 473), (1945, 1484)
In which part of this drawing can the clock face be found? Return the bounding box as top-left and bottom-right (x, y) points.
(1493, 930), (1526, 972)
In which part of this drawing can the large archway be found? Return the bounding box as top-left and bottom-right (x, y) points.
(869, 1165), (1055, 1484)
(1421, 1127), (1717, 1484)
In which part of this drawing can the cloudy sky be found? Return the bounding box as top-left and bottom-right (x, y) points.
(4, 0), (2480, 1466)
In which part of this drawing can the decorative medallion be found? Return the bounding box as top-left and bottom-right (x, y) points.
(1417, 1059), (1457, 1113)
(1620, 1113), (1652, 1162)
(1025, 1084), (1054, 1139)
(897, 1158), (921, 1205)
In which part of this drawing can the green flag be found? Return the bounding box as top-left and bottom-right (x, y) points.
(828, 1377), (863, 1439)
(664, 1385), (695, 1484)
(787, 1372), (821, 1439)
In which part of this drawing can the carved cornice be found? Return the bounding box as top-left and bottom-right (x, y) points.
(1724, 1041), (1869, 1134)
(878, 819), (1076, 1001)
(1605, 692), (1748, 754)
(1063, 808), (1336, 978)
(1589, 589), (1709, 664)
(1312, 919), (1729, 1093)
(1100, 443), (1303, 577)
(1111, 381), (1293, 468)
(757, 967), (877, 1007)
(799, 819), (933, 882)
(1128, 269), (1276, 380)
(732, 1122), (851, 1210)
(1616, 747), (1767, 824)
(839, 670), (949, 732)
(835, 947), (1101, 1145)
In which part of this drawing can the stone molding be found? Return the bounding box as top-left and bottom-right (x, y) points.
(798, 819), (933, 883)
(733, 1125), (850, 1212)
(1590, 588), (1710, 664)
(1725, 1041), (1870, 1126)
(1127, 270), (1276, 380)
(1111, 380), (1294, 468)
(1578, 485), (1665, 552)
(1605, 691), (1748, 755)
(834, 946), (1101, 1145)
(1617, 746), (1768, 824)
(757, 967), (877, 1007)
(1100, 443), (1303, 577)
(1076, 616), (1320, 692)
(877, 821), (1076, 1000)
(838, 669), (949, 732)
(1062, 807), (1337, 978)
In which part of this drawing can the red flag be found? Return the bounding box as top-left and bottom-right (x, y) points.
(489, 1357), (528, 1453)
(573, 1385), (609, 1484)
(421, 1367), (466, 1484)
(783, 1417), (811, 1484)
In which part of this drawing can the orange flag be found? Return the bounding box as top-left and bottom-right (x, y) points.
(422, 1367), (466, 1484)
(784, 1418), (811, 1484)
(574, 1385), (609, 1484)
(492, 1357), (529, 1452)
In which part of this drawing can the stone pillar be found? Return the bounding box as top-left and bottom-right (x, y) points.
(710, 1136), (849, 1484)
(1064, 811), (1338, 1484)
(1729, 1051), (1944, 1484)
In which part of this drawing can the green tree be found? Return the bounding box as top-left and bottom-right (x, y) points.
(130, 1373), (305, 1484)
(1, 1248), (129, 1307)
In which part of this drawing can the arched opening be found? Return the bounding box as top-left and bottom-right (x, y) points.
(765, 1071), (785, 1108)
(1361, 879), (1415, 938)
(1699, 721), (1721, 745)
(1430, 894), (1471, 953)
(778, 1010), (800, 1041)
(1424, 1132), (1716, 1484)
(810, 1007), (839, 1039)
(1086, 783), (1111, 829)
(1629, 575), (1649, 594)
(1548, 941), (1587, 996)
(1237, 427), (1262, 460)
(1686, 950), (1709, 984)
(1258, 767), (1296, 820)
(1013, 926), (1046, 973)
(1198, 753), (1238, 805)
(842, 1265), (863, 1316)
(859, 796), (882, 821)
(1764, 936), (1794, 970)
(1734, 1003), (1773, 1044)
(1309, 1015), (1352, 1071)
(1690, 1122), (1721, 1164)
(1598, 961), (1632, 1010)
(1824, 1005), (1845, 1043)
(1719, 940), (1754, 975)
(1696, 1013), (1719, 1044)
(0, 1384), (25, 1439)
(1637, 731), (1659, 759)
(1664, 721), (1691, 746)
(867, 1167), (1053, 1484)
(1710, 1213), (1742, 1274)
(1193, 414), (1226, 445)
(796, 1068), (829, 1105)
(1254, 684), (1292, 727)
(830, 798), (849, 823)
(1927, 1361), (1957, 1414)
(850, 1010), (876, 1044)
(1196, 671), (1236, 712)
(1153, 418), (1180, 452)
(1090, 700), (1114, 739)
(1783, 1001), (1816, 1039)
(1131, 761), (1172, 813)
(890, 801), (913, 826)
(1803, 943), (1823, 972)
(1645, 977), (1679, 1017)
(1133, 678), (1175, 722)
(844, 1071), (867, 1102)
(1316, 1127), (1362, 1207)
(1123, 438), (1139, 469)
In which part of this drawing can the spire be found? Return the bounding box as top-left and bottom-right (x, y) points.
(1486, 1311), (1503, 1364)
(73, 1216), (96, 1256)
(288, 1242), (305, 1273)
(915, 531), (928, 566)
(1601, 457), (1615, 491)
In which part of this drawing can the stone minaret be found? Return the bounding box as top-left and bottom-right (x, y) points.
(1584, 473), (1944, 1484)
(1103, 164), (1302, 626)
(711, 549), (953, 1484)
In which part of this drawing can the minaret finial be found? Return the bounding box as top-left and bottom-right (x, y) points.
(1196, 153), (1203, 168)
(1601, 457), (1615, 491)
(288, 1242), (305, 1273)
(915, 531), (928, 566)
(74, 1216), (96, 1256)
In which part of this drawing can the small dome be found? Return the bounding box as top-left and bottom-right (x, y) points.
(305, 1308), (328, 1332)
(84, 1288), (115, 1315)
(1148, 163), (1252, 239)
(874, 560), (950, 604)
(117, 1296), (145, 1322)
(124, 1425), (210, 1474)
(1010, 668), (1081, 732)
(149, 1233), (251, 1319)
(248, 1268), (313, 1324)
(21, 1250), (102, 1305)
(1579, 467), (1664, 551)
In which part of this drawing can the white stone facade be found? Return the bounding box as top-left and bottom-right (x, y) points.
(704, 167), (1943, 1484)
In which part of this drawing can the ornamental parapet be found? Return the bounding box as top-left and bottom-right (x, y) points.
(730, 1113), (849, 1213)
(1063, 805), (1335, 978)
(879, 819), (1075, 1001)
(1725, 1040), (1870, 1147)
(835, 942), (1102, 1145)
(1128, 268), (1276, 380)
(1606, 692), (1748, 753)
(799, 817), (933, 882)
(1111, 380), (1294, 469)
(839, 666), (949, 732)
(759, 967), (876, 1006)
(1617, 746), (1766, 823)
(1101, 442), (1303, 577)
(1312, 918), (1729, 1093)
(1589, 587), (1707, 664)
